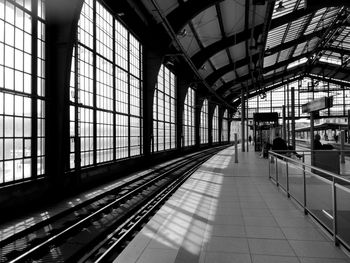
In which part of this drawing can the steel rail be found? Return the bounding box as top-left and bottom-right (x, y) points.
(91, 155), (210, 263)
(0, 145), (222, 249)
(7, 146), (227, 263)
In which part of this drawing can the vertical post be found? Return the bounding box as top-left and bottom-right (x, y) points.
(286, 161), (290, 198)
(310, 112), (315, 166)
(275, 159), (279, 186)
(282, 105), (286, 141)
(235, 133), (238, 163)
(246, 92), (249, 152)
(302, 154), (307, 215)
(340, 130), (345, 164)
(241, 89), (245, 152)
(287, 84), (290, 145)
(310, 112), (315, 150)
(332, 177), (339, 246)
(291, 87), (296, 150)
(348, 110), (350, 144)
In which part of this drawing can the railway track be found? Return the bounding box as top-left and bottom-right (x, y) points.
(0, 145), (228, 263)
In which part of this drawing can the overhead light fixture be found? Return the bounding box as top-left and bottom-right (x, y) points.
(177, 29), (187, 37)
(276, 1), (286, 12)
(259, 92), (266, 99)
(265, 46), (272, 55)
(165, 60), (174, 67)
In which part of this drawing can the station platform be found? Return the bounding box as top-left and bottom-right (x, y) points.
(115, 145), (350, 263)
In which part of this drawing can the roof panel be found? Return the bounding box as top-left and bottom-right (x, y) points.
(284, 16), (307, 43)
(192, 6), (221, 47)
(236, 65), (248, 77)
(221, 0), (245, 36)
(221, 71), (235, 82)
(293, 41), (307, 57)
(266, 24), (287, 48)
(229, 42), (246, 61)
(272, 0), (304, 19)
(178, 25), (201, 57)
(264, 53), (278, 68)
(278, 47), (293, 63)
(140, 0), (178, 22)
(199, 61), (214, 79)
(156, 0), (178, 15)
(210, 49), (229, 69)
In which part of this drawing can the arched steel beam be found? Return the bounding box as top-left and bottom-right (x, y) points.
(205, 28), (327, 85)
(206, 54), (257, 86)
(191, 8), (314, 68)
(228, 61), (348, 104)
(216, 52), (311, 96)
(228, 66), (306, 103)
(166, 0), (224, 34)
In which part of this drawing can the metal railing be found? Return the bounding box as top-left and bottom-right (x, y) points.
(268, 150), (350, 251)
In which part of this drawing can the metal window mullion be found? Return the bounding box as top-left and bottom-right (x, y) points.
(1, 94), (4, 181)
(112, 19), (116, 161)
(31, 0), (38, 178)
(127, 33), (130, 157)
(163, 73), (166, 149)
(139, 44), (142, 155)
(328, 82), (330, 116)
(74, 39), (81, 171)
(342, 85), (345, 116)
(92, 0), (97, 165)
(169, 75), (172, 149)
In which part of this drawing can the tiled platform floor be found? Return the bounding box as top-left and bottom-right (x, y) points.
(114, 145), (350, 263)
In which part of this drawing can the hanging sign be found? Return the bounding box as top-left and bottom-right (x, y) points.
(302, 97), (333, 113)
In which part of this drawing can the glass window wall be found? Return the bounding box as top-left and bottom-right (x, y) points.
(153, 65), (176, 152)
(0, 0), (46, 184)
(200, 99), (208, 144)
(69, 0), (143, 169)
(183, 87), (195, 147)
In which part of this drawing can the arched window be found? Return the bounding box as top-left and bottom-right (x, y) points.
(183, 87), (195, 147)
(222, 109), (229, 142)
(212, 106), (219, 143)
(153, 65), (176, 152)
(0, 0), (46, 184)
(69, 0), (143, 168)
(200, 99), (208, 144)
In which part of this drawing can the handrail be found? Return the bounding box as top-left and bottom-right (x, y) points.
(268, 149), (350, 250)
(268, 151), (350, 184)
(272, 149), (349, 153)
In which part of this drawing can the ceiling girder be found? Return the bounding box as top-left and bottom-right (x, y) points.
(206, 29), (327, 86)
(190, 8), (314, 68)
(218, 53), (311, 97)
(166, 0), (224, 33)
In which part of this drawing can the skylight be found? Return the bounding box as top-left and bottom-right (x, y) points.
(287, 57), (308, 69)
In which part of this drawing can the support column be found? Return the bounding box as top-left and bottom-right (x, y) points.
(241, 89), (245, 152)
(291, 87), (296, 149)
(310, 112), (315, 150)
(310, 112), (315, 166)
(246, 93), (249, 152)
(177, 80), (188, 150)
(341, 130), (345, 164)
(46, 0), (84, 193)
(235, 133), (238, 163)
(287, 84), (290, 145)
(195, 96), (203, 148)
(143, 50), (163, 156)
